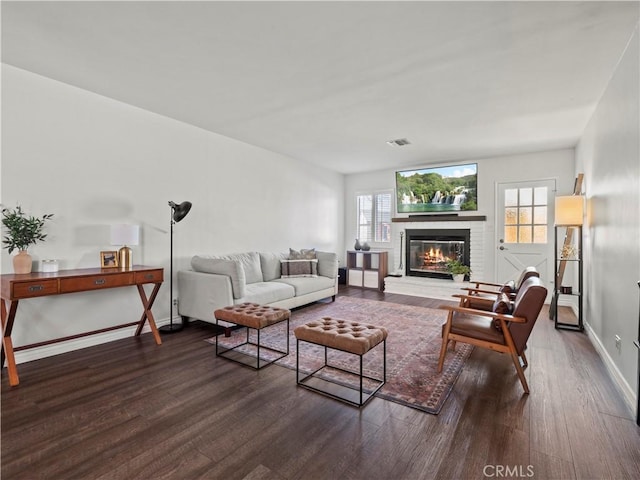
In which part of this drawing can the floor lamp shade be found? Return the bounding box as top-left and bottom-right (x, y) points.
(555, 195), (584, 226)
(160, 200), (193, 334)
(110, 224), (140, 269)
(169, 201), (192, 223)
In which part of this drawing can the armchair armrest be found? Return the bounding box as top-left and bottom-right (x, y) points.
(452, 293), (493, 301)
(461, 287), (503, 296)
(438, 304), (527, 323)
(451, 293), (496, 310)
(471, 280), (503, 288)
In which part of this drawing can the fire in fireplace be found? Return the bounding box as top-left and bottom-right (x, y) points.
(405, 228), (471, 279)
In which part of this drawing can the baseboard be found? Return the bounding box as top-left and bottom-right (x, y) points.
(584, 321), (637, 418)
(14, 316), (172, 365)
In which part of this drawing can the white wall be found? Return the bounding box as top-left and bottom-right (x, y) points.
(576, 26), (639, 405)
(344, 149), (575, 280)
(1, 64), (344, 361)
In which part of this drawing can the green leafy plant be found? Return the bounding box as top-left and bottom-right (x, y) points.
(446, 259), (471, 276)
(1, 205), (54, 254)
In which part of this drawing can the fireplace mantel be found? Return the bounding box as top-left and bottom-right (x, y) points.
(392, 215), (486, 223)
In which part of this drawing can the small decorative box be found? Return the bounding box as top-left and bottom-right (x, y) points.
(41, 259), (59, 273)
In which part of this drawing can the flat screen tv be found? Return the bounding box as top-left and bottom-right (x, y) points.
(396, 163), (477, 214)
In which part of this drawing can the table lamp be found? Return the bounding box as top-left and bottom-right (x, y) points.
(110, 224), (140, 269)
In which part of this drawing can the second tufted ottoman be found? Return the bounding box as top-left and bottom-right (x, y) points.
(294, 317), (387, 407)
(214, 303), (290, 369)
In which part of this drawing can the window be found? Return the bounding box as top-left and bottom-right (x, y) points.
(356, 191), (392, 243)
(504, 186), (548, 244)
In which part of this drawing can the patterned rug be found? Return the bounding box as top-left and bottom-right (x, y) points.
(208, 296), (473, 414)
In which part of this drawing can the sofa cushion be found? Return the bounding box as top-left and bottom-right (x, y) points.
(191, 256), (246, 299)
(315, 251), (339, 279)
(281, 259), (318, 278)
(236, 281), (295, 305)
(289, 248), (316, 260)
(273, 275), (335, 296)
(219, 252), (263, 284)
(260, 252), (286, 282)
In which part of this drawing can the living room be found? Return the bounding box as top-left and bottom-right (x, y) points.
(1, 1), (639, 478)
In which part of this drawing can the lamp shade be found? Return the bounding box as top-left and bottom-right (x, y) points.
(555, 195), (584, 226)
(169, 201), (192, 223)
(110, 224), (140, 246)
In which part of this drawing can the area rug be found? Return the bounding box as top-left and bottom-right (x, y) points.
(208, 296), (473, 414)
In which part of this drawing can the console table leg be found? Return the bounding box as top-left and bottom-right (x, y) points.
(136, 283), (162, 345)
(1, 300), (20, 386)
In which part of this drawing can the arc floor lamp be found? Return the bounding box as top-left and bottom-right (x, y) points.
(159, 200), (192, 334)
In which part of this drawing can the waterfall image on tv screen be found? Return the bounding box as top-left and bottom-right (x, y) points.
(396, 163), (477, 213)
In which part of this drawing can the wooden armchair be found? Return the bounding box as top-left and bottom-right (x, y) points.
(457, 266), (540, 311)
(438, 276), (547, 393)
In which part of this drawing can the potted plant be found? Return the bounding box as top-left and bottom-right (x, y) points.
(446, 259), (471, 282)
(1, 205), (54, 274)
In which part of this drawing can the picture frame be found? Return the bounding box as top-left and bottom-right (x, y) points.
(100, 250), (118, 268)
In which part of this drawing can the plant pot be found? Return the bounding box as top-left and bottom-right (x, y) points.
(13, 250), (33, 274)
(452, 274), (465, 283)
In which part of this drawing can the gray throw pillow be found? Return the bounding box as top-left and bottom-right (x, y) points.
(289, 248), (316, 260)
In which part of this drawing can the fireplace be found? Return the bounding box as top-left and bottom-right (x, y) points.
(405, 228), (471, 280)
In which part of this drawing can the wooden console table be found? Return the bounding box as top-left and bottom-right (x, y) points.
(1, 265), (164, 386)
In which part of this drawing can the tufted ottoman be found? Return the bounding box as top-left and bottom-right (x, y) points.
(294, 317), (387, 407)
(214, 303), (290, 369)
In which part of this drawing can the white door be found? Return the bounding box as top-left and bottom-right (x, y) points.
(496, 180), (555, 295)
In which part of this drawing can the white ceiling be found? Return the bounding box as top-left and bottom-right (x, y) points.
(2, 1), (638, 174)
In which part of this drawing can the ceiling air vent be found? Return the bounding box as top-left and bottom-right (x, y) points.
(386, 138), (411, 147)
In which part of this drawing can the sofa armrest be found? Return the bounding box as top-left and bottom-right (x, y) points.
(177, 270), (234, 323)
(316, 251), (339, 279)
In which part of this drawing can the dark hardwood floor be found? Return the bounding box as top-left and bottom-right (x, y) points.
(2, 286), (639, 479)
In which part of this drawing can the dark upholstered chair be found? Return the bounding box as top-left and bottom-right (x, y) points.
(455, 266), (540, 311)
(438, 276), (547, 394)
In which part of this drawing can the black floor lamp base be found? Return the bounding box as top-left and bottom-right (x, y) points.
(159, 322), (184, 334)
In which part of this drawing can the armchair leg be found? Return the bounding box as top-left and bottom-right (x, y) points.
(438, 312), (454, 372)
(520, 350), (528, 369)
(510, 350), (530, 394)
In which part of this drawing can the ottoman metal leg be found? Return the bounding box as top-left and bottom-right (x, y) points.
(295, 338), (386, 408)
(216, 317), (289, 370)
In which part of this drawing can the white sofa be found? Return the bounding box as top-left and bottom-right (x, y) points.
(177, 250), (338, 324)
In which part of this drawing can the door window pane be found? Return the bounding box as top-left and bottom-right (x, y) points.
(505, 226), (518, 243)
(518, 226), (532, 243)
(533, 226), (547, 243)
(519, 207), (532, 224)
(534, 187), (547, 205)
(505, 208), (517, 225)
(534, 206), (547, 224)
(519, 188), (532, 205)
(505, 189), (518, 206)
